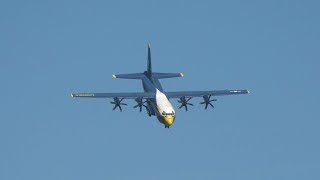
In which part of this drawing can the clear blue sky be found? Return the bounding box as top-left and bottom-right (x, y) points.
(1, 0), (319, 179)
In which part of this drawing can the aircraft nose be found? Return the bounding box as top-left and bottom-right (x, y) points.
(164, 116), (175, 126)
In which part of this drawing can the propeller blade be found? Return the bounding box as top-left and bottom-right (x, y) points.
(200, 95), (216, 109)
(205, 104), (209, 109)
(111, 97), (126, 111)
(134, 97), (149, 113)
(178, 96), (193, 111)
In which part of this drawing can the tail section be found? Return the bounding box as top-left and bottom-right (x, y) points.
(147, 44), (183, 79)
(112, 44), (183, 80)
(147, 43), (152, 77)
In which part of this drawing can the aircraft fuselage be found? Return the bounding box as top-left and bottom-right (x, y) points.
(141, 71), (175, 128)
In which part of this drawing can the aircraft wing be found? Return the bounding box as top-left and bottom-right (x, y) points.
(164, 90), (250, 98)
(71, 92), (155, 99)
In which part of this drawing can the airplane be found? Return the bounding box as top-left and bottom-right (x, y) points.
(71, 44), (249, 128)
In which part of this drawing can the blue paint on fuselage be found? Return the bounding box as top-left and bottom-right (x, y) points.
(141, 71), (166, 124)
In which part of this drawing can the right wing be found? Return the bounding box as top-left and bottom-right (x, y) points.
(164, 90), (250, 98)
(71, 92), (155, 99)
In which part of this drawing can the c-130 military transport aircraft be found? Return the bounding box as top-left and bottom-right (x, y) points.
(71, 44), (249, 128)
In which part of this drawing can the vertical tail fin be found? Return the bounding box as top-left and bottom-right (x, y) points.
(147, 43), (152, 76)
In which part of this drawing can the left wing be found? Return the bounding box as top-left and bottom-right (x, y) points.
(71, 92), (155, 99)
(164, 90), (250, 98)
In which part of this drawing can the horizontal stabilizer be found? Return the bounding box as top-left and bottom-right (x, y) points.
(152, 72), (184, 79)
(112, 73), (145, 79)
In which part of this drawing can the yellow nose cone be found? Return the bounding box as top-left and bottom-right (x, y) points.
(164, 116), (174, 126)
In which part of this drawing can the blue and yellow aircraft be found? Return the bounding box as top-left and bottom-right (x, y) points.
(71, 44), (249, 128)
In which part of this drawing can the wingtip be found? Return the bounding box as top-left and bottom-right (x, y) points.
(112, 74), (117, 78)
(71, 93), (74, 97)
(148, 43), (151, 48)
(247, 90), (250, 94)
(180, 72), (184, 77)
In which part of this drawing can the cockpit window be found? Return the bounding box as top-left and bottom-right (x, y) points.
(162, 111), (175, 116)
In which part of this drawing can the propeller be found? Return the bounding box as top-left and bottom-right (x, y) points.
(110, 97), (127, 112)
(200, 95), (217, 110)
(178, 96), (193, 111)
(133, 97), (149, 112)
